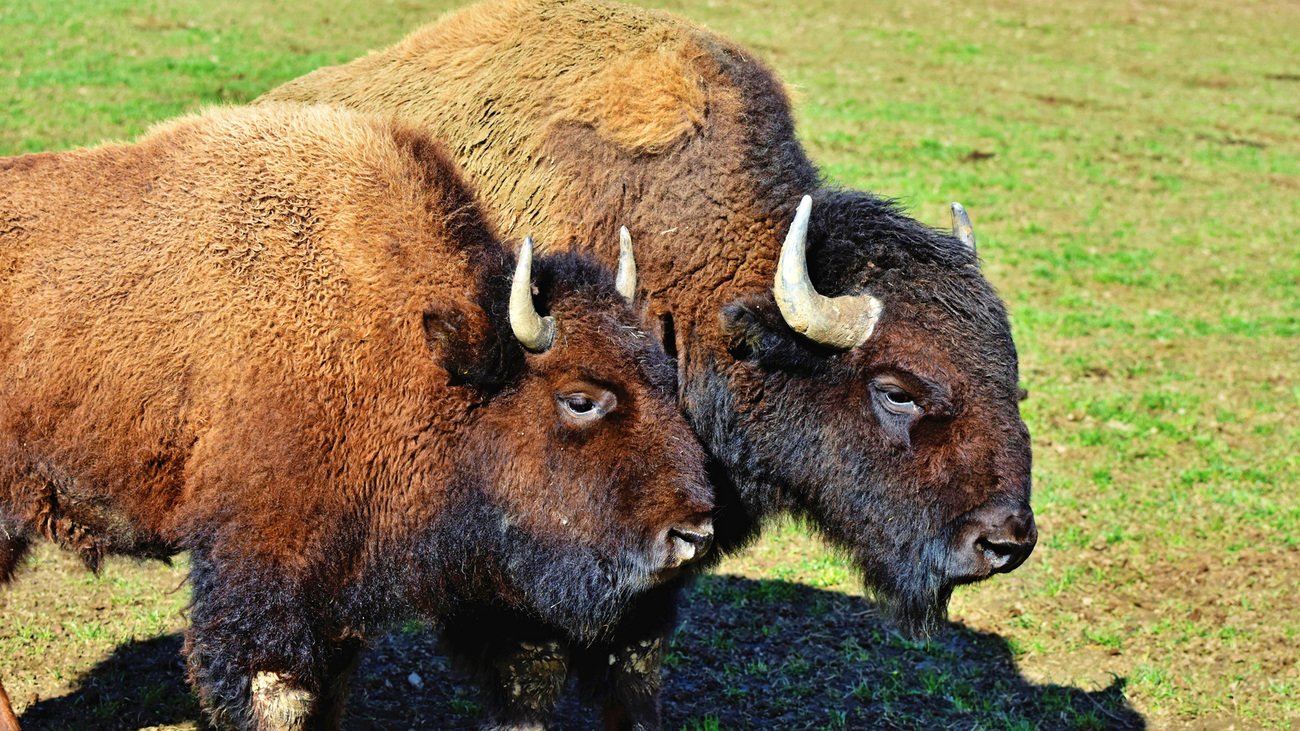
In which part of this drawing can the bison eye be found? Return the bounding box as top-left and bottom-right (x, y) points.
(869, 376), (925, 449)
(557, 388), (617, 426)
(883, 388), (916, 410)
(871, 378), (923, 417)
(878, 385), (920, 413)
(565, 395), (596, 414)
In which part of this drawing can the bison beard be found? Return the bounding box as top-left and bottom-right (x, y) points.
(0, 104), (716, 730)
(411, 484), (658, 641)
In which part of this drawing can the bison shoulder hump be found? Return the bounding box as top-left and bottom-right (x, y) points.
(558, 48), (707, 155)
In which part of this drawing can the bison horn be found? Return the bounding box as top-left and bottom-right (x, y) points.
(510, 237), (556, 353)
(774, 195), (883, 349)
(950, 202), (976, 254)
(616, 226), (637, 303)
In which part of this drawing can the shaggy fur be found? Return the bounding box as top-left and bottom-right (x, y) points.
(262, 1), (1037, 728)
(0, 104), (714, 730)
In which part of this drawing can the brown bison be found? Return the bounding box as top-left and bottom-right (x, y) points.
(0, 103), (715, 730)
(262, 0), (1040, 728)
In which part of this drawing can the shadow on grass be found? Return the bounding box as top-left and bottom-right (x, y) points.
(642, 576), (1145, 731)
(17, 634), (203, 730)
(18, 576), (1146, 730)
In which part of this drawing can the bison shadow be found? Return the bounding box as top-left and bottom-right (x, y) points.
(19, 577), (1145, 730)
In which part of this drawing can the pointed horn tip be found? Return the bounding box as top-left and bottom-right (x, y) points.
(616, 226), (637, 303)
(949, 202), (976, 252)
(511, 235), (555, 352)
(785, 196), (813, 246)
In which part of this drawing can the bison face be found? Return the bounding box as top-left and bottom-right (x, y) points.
(455, 252), (713, 639)
(693, 193), (1035, 636)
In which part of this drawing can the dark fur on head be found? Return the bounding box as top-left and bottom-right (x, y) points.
(701, 189), (1026, 635)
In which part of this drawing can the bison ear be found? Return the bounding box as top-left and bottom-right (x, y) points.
(423, 304), (473, 376)
(423, 301), (522, 389)
(721, 295), (841, 376)
(720, 299), (772, 362)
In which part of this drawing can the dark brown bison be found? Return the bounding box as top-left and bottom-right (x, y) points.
(262, 1), (1039, 728)
(0, 103), (715, 730)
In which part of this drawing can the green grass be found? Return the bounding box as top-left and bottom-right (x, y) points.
(1, 0), (1298, 728)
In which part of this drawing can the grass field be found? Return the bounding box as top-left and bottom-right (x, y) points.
(1, 0), (1297, 728)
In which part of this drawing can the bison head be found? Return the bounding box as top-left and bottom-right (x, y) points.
(435, 243), (714, 641)
(692, 192), (1035, 636)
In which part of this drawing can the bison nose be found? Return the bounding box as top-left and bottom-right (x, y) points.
(666, 518), (714, 567)
(948, 504), (1037, 583)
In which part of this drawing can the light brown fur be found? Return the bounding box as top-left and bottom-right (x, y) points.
(261, 0), (737, 249)
(1, 104), (480, 558)
(0, 681), (17, 731)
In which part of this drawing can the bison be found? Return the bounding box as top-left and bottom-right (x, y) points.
(261, 0), (1041, 728)
(0, 103), (715, 730)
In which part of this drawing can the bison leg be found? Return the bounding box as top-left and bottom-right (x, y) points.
(440, 613), (570, 730)
(571, 581), (685, 731)
(313, 636), (364, 729)
(596, 635), (668, 731)
(483, 638), (570, 730)
(183, 547), (343, 731)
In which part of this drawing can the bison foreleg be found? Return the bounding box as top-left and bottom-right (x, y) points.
(314, 635), (364, 729)
(440, 613), (571, 729)
(571, 581), (684, 731)
(247, 672), (315, 730)
(596, 635), (667, 731)
(480, 638), (571, 730)
(183, 548), (345, 731)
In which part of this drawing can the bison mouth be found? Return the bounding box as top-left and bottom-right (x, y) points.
(944, 503), (1038, 585)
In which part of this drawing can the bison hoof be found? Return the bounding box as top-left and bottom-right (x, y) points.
(250, 671), (315, 731)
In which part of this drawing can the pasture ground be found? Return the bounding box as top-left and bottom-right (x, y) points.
(1, 0), (1297, 728)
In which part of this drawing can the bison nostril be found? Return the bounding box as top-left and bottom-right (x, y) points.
(667, 524), (714, 565)
(976, 537), (1021, 569)
(948, 505), (1037, 583)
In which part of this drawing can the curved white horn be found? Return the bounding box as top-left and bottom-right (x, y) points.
(509, 237), (556, 352)
(950, 202), (976, 254)
(774, 196), (883, 349)
(616, 226), (637, 303)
